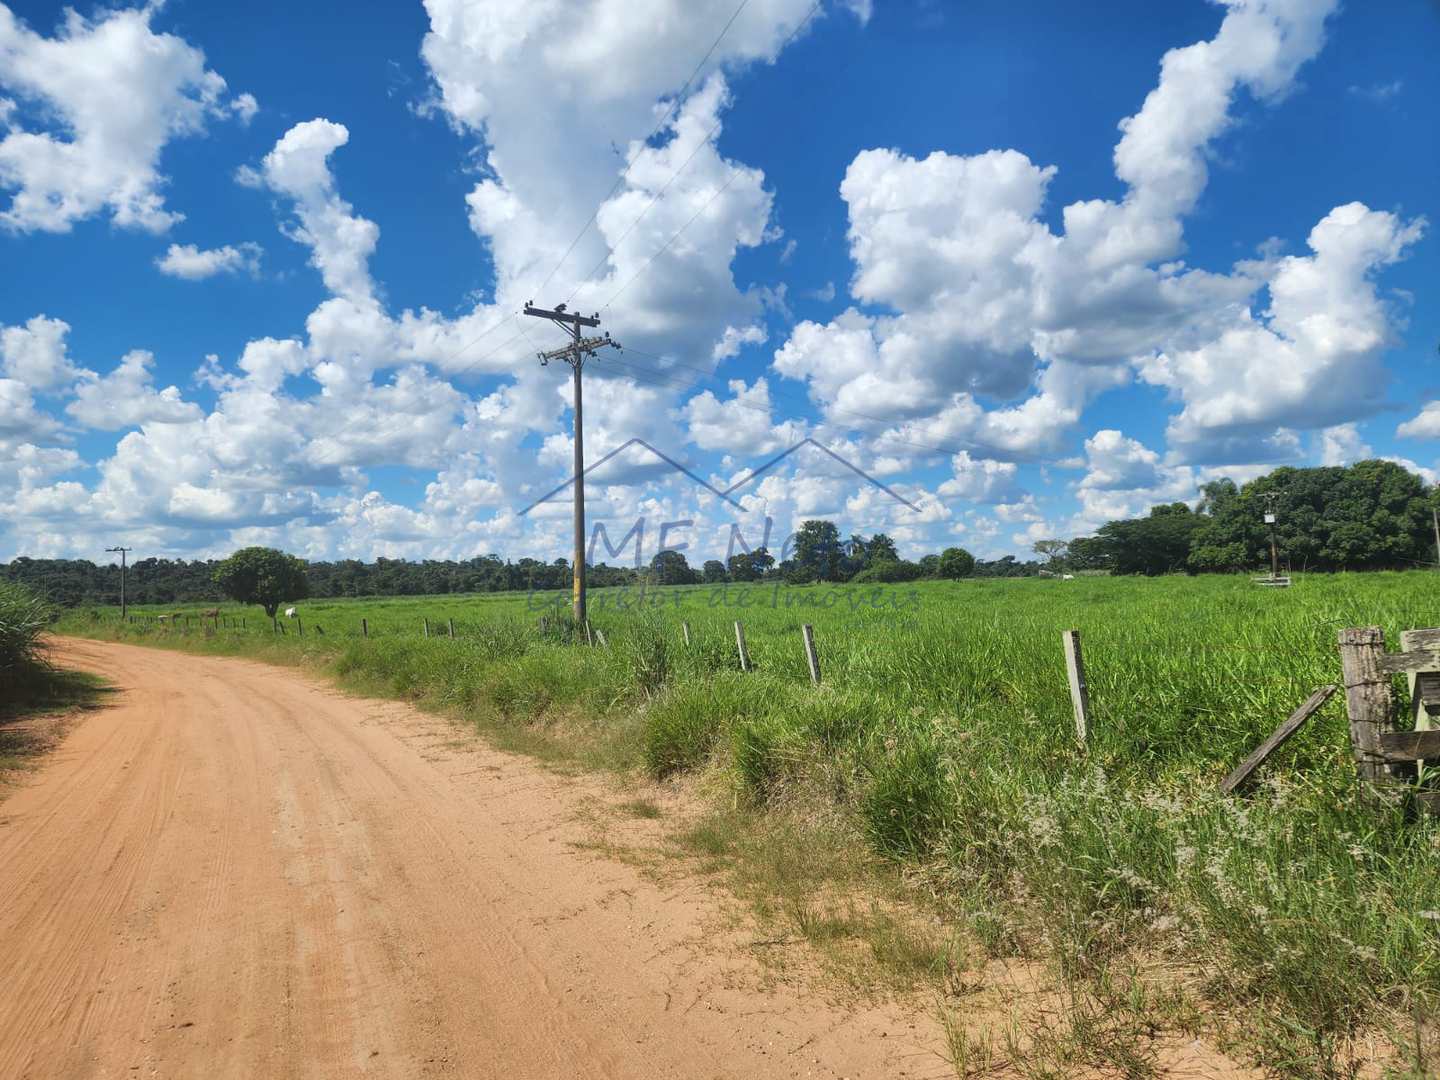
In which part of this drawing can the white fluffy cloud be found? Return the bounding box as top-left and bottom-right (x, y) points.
(155, 242), (262, 280)
(769, 0), (1419, 475)
(66, 350), (202, 430)
(1398, 403), (1440, 442)
(0, 4), (252, 233)
(1073, 429), (1197, 527)
(1, 313), (79, 390)
(260, 120), (378, 303)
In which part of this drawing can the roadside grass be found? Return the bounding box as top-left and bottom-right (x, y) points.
(55, 571), (1440, 1075)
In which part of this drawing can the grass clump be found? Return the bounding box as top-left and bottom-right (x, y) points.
(0, 581), (51, 679)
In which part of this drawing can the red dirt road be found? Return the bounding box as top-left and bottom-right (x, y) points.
(0, 640), (941, 1080)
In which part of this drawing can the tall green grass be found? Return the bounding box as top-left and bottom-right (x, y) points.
(0, 580), (51, 681)
(60, 572), (1440, 1071)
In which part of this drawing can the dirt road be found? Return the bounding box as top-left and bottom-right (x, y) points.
(0, 639), (940, 1080)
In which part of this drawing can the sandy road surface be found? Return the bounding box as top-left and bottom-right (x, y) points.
(0, 639), (943, 1080)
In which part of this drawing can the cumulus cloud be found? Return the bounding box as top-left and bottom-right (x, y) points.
(768, 0), (1410, 474)
(1, 313), (80, 390)
(66, 350), (202, 430)
(1398, 402), (1440, 442)
(1073, 429), (1197, 527)
(155, 242), (262, 280)
(259, 120), (379, 303)
(0, 4), (252, 233)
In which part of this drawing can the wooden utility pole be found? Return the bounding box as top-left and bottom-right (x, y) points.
(105, 546), (132, 620)
(1261, 491), (1280, 581)
(1432, 507), (1439, 570)
(523, 301), (620, 626)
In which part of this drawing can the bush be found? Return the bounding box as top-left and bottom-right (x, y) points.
(0, 581), (52, 680)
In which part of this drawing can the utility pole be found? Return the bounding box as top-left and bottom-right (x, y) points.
(1432, 506), (1440, 570)
(1261, 492), (1280, 581)
(105, 546), (132, 619)
(522, 302), (620, 625)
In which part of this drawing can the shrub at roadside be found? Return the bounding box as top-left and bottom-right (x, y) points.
(0, 581), (52, 685)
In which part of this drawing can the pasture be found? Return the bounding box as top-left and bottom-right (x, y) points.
(61, 571), (1440, 1072)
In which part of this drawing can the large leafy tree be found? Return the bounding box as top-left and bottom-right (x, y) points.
(937, 547), (976, 579)
(792, 520), (844, 582)
(213, 547), (311, 617)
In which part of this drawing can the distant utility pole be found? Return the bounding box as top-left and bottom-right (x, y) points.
(522, 302), (621, 625)
(1432, 506), (1440, 571)
(105, 546), (132, 619)
(1261, 492), (1280, 581)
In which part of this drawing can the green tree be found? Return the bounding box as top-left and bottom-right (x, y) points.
(792, 520), (844, 582)
(937, 546), (976, 579)
(701, 559), (728, 584)
(213, 547), (310, 617)
(1032, 539), (1069, 572)
(867, 533), (899, 563)
(649, 550), (697, 585)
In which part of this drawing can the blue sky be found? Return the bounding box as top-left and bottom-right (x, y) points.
(0, 0), (1436, 567)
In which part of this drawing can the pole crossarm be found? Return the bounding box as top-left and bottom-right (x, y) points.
(523, 301), (600, 329)
(538, 335), (620, 367)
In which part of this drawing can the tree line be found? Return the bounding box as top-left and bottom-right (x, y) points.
(1, 531), (1012, 609)
(1038, 459), (1439, 576)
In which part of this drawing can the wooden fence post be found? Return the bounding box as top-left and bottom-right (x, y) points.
(801, 624), (821, 685)
(448, 618), (455, 639)
(682, 621), (691, 647)
(297, 618), (303, 637)
(423, 618), (430, 638)
(362, 618), (368, 638)
(1338, 627), (1391, 782)
(734, 621), (750, 672)
(1061, 630), (1091, 748)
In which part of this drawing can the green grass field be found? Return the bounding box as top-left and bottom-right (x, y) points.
(59, 572), (1440, 1074)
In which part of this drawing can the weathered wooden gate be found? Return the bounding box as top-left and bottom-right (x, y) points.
(1338, 626), (1440, 815)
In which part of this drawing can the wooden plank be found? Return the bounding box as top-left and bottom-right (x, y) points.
(1217, 685), (1337, 794)
(1338, 627), (1392, 782)
(1378, 730), (1440, 761)
(594, 628), (608, 648)
(734, 621), (750, 673)
(801, 624), (821, 686)
(1377, 649), (1440, 676)
(1401, 629), (1440, 732)
(1061, 630), (1091, 748)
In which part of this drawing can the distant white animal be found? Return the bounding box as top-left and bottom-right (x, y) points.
(1062, 574), (1075, 581)
(284, 607), (297, 618)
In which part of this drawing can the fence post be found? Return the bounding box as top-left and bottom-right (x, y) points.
(1062, 630), (1091, 748)
(1338, 627), (1391, 782)
(423, 618), (430, 638)
(362, 618), (368, 638)
(297, 618), (303, 637)
(801, 624), (821, 685)
(734, 621), (750, 672)
(448, 618), (455, 639)
(682, 621), (691, 647)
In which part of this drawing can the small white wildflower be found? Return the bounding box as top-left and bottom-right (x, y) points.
(1150, 914), (1180, 933)
(1175, 845), (1197, 869)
